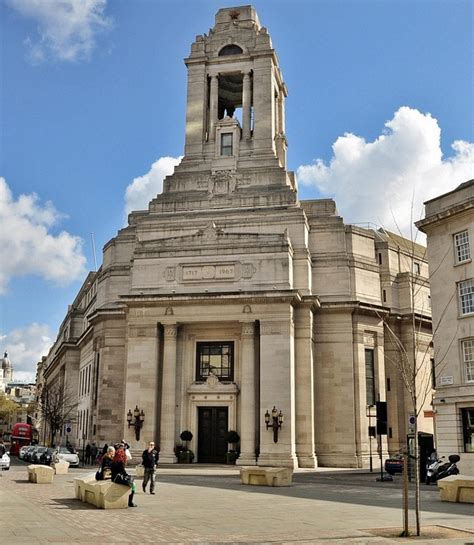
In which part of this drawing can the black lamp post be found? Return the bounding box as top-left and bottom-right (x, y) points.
(265, 406), (284, 443)
(127, 405), (145, 441)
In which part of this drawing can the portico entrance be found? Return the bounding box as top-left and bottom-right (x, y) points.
(197, 406), (228, 463)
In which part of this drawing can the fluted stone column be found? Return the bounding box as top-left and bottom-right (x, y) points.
(236, 321), (256, 466)
(209, 75), (219, 140)
(242, 71), (252, 139)
(160, 323), (178, 463)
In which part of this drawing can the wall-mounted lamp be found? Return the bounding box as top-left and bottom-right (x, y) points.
(127, 405), (145, 441)
(265, 406), (284, 443)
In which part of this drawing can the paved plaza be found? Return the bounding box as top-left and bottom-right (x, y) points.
(0, 460), (473, 544)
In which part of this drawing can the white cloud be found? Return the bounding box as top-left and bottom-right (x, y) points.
(6, 0), (111, 63)
(297, 107), (474, 237)
(0, 177), (87, 293)
(124, 156), (182, 218)
(0, 323), (53, 382)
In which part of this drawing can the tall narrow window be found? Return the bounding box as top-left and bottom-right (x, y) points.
(413, 261), (421, 275)
(454, 230), (471, 264)
(461, 408), (474, 452)
(221, 133), (233, 156)
(462, 339), (474, 382)
(365, 348), (376, 406)
(459, 279), (474, 315)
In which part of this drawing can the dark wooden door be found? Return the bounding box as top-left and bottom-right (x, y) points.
(197, 407), (228, 463)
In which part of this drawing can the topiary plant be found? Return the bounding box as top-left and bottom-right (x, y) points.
(179, 430), (193, 450)
(225, 430), (240, 450)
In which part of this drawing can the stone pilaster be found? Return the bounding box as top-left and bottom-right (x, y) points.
(160, 323), (178, 463)
(258, 317), (298, 468)
(242, 71), (252, 139)
(236, 321), (256, 466)
(209, 75), (219, 140)
(294, 306), (317, 467)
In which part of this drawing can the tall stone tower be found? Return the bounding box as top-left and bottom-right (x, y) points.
(150, 5), (295, 215)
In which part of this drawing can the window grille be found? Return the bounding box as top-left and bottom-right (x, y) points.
(459, 279), (474, 315)
(462, 339), (474, 382)
(454, 231), (470, 263)
(221, 133), (233, 156)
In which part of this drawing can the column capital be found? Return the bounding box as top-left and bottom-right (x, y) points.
(241, 321), (255, 338)
(163, 323), (178, 338)
(242, 70), (251, 78)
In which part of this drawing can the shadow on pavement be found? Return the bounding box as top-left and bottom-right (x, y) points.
(155, 472), (474, 518)
(51, 498), (96, 510)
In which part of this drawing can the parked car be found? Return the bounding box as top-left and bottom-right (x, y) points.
(55, 446), (79, 467)
(40, 448), (57, 466)
(385, 453), (404, 475)
(18, 445), (30, 459)
(23, 445), (38, 462)
(0, 451), (10, 470)
(32, 446), (48, 464)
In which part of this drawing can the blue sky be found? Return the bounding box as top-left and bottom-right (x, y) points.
(1, 0), (473, 380)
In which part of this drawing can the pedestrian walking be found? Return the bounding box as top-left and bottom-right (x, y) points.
(142, 441), (159, 494)
(90, 442), (98, 464)
(85, 443), (91, 465)
(111, 446), (137, 507)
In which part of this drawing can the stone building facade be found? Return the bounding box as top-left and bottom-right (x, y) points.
(40, 6), (433, 467)
(417, 180), (474, 475)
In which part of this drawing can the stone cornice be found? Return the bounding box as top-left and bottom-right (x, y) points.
(416, 200), (474, 232)
(120, 290), (308, 307)
(97, 264), (131, 283)
(319, 300), (390, 317)
(88, 305), (127, 325)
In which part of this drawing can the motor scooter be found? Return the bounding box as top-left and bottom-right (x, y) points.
(425, 454), (460, 484)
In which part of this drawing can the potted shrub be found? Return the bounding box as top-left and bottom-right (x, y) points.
(176, 430), (194, 463)
(225, 430), (240, 464)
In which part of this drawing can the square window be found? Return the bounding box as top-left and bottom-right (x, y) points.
(462, 339), (474, 382)
(454, 231), (471, 264)
(413, 262), (420, 275)
(196, 342), (234, 381)
(459, 279), (474, 315)
(221, 133), (233, 156)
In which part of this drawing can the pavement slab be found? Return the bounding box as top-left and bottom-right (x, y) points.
(0, 462), (473, 544)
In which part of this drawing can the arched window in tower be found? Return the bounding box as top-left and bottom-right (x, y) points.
(218, 44), (243, 56)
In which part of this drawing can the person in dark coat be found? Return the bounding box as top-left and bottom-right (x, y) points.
(141, 441), (159, 494)
(96, 446), (115, 480)
(111, 447), (137, 507)
(85, 443), (91, 465)
(90, 442), (98, 464)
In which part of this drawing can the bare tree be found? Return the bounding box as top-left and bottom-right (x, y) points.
(376, 225), (454, 537)
(39, 382), (77, 447)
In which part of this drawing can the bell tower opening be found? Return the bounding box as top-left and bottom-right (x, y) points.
(161, 5), (297, 200)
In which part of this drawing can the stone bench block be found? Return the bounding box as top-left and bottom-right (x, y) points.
(52, 460), (69, 474)
(74, 475), (130, 509)
(27, 464), (54, 484)
(240, 466), (293, 487)
(438, 475), (474, 503)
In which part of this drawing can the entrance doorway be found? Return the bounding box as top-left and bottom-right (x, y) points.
(197, 406), (228, 463)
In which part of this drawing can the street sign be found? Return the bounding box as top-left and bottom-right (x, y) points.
(65, 423), (72, 434)
(408, 413), (416, 433)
